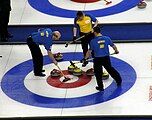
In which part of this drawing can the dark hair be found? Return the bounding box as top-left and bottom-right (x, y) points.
(77, 11), (84, 17)
(93, 26), (101, 33)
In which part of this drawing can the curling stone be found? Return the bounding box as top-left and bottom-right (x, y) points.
(50, 69), (61, 77)
(86, 68), (109, 80)
(86, 68), (94, 76)
(102, 72), (109, 80)
(68, 64), (76, 73)
(73, 67), (83, 76)
(137, 2), (147, 9)
(54, 53), (63, 61)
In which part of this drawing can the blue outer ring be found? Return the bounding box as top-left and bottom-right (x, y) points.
(28, 0), (140, 18)
(1, 52), (136, 108)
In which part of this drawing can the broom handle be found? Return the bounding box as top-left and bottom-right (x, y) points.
(56, 65), (66, 78)
(86, 52), (116, 61)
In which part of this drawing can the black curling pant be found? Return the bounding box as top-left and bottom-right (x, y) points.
(94, 56), (122, 89)
(27, 37), (43, 74)
(79, 32), (94, 57)
(0, 10), (10, 41)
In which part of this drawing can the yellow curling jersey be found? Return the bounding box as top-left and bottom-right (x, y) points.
(74, 14), (97, 33)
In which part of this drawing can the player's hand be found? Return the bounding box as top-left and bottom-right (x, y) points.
(91, 29), (94, 33)
(80, 58), (87, 64)
(73, 36), (77, 43)
(53, 60), (58, 65)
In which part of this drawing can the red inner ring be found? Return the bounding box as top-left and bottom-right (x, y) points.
(47, 70), (92, 88)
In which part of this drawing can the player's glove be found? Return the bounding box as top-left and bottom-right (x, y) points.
(80, 58), (87, 64)
(73, 36), (77, 43)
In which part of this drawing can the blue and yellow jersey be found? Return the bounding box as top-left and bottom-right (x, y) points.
(74, 14), (97, 33)
(31, 28), (53, 51)
(90, 36), (114, 57)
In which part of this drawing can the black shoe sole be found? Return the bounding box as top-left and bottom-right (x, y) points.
(34, 74), (46, 77)
(96, 87), (104, 91)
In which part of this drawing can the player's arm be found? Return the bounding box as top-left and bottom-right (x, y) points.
(47, 51), (58, 65)
(107, 36), (119, 54)
(109, 38), (119, 54)
(112, 45), (119, 54)
(88, 14), (99, 29)
(93, 19), (99, 28)
(73, 18), (78, 41)
(73, 27), (77, 38)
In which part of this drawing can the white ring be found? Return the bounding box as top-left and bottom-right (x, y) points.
(24, 62), (113, 98)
